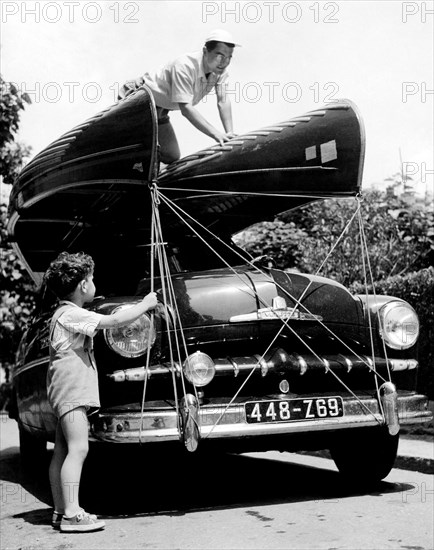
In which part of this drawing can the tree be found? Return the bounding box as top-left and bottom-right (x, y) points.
(1, 77), (32, 183)
(1, 141), (32, 185)
(235, 184), (434, 289)
(1, 79), (31, 143)
(0, 76), (35, 369)
(296, 191), (433, 287)
(234, 220), (308, 270)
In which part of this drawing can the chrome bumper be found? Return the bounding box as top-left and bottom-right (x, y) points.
(90, 393), (432, 444)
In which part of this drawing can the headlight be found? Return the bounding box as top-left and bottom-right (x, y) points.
(183, 351), (216, 387)
(379, 301), (419, 350)
(104, 304), (156, 357)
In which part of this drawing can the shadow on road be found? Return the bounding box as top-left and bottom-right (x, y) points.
(1, 442), (415, 523)
(1, 444), (53, 527)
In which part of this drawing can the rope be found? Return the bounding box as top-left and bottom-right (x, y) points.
(139, 185), (157, 444)
(136, 184), (388, 441)
(356, 199), (393, 424)
(157, 192), (384, 431)
(357, 205), (392, 381)
(155, 205), (191, 401)
(152, 204), (181, 414)
(158, 191), (388, 384)
(149, 185), (199, 441)
(357, 201), (385, 419)
(159, 186), (345, 201)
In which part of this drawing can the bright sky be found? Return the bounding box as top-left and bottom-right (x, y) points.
(1, 0), (433, 193)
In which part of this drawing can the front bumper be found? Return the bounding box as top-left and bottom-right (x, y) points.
(90, 392), (432, 444)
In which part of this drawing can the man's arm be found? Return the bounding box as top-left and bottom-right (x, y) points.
(216, 82), (235, 135)
(178, 103), (232, 145)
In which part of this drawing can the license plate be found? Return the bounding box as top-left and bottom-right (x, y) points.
(245, 396), (344, 424)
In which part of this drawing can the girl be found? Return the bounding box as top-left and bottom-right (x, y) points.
(43, 251), (157, 532)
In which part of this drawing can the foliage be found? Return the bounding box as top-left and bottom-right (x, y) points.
(0, 77), (31, 148)
(301, 192), (432, 286)
(1, 141), (33, 185)
(0, 76), (35, 366)
(236, 188), (433, 288)
(0, 205), (37, 364)
(1, 76), (32, 185)
(235, 220), (308, 270)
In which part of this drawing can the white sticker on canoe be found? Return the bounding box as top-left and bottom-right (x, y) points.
(320, 140), (337, 163)
(305, 145), (316, 161)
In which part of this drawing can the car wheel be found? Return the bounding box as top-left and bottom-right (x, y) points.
(18, 422), (48, 471)
(329, 427), (399, 485)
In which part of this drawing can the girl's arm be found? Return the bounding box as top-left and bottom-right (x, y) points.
(97, 292), (158, 329)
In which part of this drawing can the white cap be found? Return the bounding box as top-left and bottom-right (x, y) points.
(204, 29), (241, 47)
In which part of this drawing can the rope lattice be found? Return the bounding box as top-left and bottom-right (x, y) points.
(140, 183), (390, 441)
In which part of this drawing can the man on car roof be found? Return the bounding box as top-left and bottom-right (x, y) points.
(118, 29), (241, 164)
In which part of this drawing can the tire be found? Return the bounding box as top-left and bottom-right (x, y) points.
(18, 422), (48, 472)
(329, 427), (399, 485)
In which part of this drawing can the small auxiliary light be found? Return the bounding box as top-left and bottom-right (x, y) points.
(183, 351), (216, 387)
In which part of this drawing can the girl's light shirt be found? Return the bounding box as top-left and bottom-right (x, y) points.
(51, 301), (103, 352)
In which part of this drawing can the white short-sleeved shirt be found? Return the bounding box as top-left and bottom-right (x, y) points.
(51, 301), (104, 353)
(142, 50), (229, 111)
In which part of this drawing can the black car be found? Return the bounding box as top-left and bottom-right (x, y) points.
(8, 91), (432, 483)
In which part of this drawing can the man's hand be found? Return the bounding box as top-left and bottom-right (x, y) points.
(212, 130), (237, 146)
(179, 103), (238, 146)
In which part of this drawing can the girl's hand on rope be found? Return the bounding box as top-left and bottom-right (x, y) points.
(142, 292), (158, 311)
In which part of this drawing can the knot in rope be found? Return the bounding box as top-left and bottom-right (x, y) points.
(149, 180), (161, 205)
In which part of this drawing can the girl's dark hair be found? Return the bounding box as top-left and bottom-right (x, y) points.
(205, 40), (234, 51)
(43, 252), (95, 299)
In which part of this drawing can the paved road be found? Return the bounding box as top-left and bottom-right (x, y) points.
(1, 415), (433, 550)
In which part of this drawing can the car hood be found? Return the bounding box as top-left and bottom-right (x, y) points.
(135, 266), (361, 328)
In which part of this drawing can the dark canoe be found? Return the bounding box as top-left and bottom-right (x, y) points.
(8, 86), (158, 283)
(158, 97), (365, 235)
(7, 86), (365, 284)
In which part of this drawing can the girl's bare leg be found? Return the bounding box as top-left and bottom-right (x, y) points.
(59, 407), (89, 517)
(48, 420), (67, 514)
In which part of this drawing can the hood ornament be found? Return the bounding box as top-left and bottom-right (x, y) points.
(230, 296), (323, 323)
